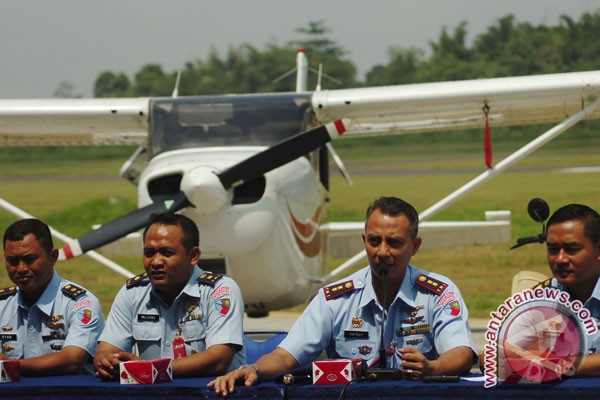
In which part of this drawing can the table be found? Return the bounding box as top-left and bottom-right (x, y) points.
(1, 374), (597, 399)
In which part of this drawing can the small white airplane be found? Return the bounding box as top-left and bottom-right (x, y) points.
(1, 50), (599, 316)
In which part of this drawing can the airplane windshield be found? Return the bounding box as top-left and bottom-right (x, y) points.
(150, 93), (312, 155)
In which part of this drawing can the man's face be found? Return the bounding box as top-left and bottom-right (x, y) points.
(4, 233), (57, 299)
(143, 223), (200, 299)
(546, 220), (600, 290)
(362, 209), (421, 283)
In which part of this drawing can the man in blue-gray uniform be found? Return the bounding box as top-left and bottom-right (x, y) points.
(0, 218), (104, 375)
(210, 196), (476, 395)
(532, 203), (600, 376)
(94, 212), (245, 379)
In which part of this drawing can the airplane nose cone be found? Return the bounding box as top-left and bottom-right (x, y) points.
(180, 167), (228, 214)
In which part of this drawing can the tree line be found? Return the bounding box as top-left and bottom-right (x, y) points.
(88, 12), (600, 98)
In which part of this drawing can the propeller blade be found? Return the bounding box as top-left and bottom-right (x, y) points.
(217, 119), (349, 189)
(60, 192), (190, 259)
(60, 119), (349, 259)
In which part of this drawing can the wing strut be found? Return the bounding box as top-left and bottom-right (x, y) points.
(316, 97), (600, 284)
(420, 97), (600, 222)
(0, 197), (134, 279)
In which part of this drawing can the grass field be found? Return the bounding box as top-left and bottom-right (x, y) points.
(0, 125), (599, 318)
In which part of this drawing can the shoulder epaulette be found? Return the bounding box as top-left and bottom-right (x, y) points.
(61, 283), (87, 300)
(324, 280), (355, 301)
(126, 272), (150, 289)
(532, 278), (553, 290)
(197, 272), (223, 287)
(0, 286), (17, 300)
(415, 274), (448, 296)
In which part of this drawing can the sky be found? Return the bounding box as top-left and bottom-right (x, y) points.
(1, 0), (598, 98)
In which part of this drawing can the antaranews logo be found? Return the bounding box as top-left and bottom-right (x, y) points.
(484, 286), (597, 388)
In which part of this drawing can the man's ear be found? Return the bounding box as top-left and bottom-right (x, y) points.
(50, 248), (59, 265)
(190, 247), (201, 265)
(411, 237), (422, 256)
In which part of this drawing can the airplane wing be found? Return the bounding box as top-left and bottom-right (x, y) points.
(0, 98), (149, 146)
(1, 71), (600, 145)
(311, 70), (600, 136)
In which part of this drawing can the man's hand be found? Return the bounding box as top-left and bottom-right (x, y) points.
(95, 351), (139, 380)
(207, 365), (258, 397)
(398, 347), (431, 380)
(0, 353), (10, 361)
(400, 345), (474, 379)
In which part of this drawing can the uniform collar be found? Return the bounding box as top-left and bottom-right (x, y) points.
(359, 264), (415, 308)
(18, 270), (61, 316)
(587, 277), (600, 307)
(397, 264), (417, 308)
(149, 265), (203, 305)
(182, 266), (203, 298)
(551, 276), (600, 309)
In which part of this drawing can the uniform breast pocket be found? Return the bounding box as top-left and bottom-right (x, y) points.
(180, 319), (207, 353)
(2, 341), (23, 359)
(133, 322), (162, 342)
(335, 336), (377, 360)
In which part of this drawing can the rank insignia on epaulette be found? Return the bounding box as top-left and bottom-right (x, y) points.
(0, 286), (17, 300)
(532, 279), (552, 290)
(415, 274), (447, 296)
(126, 272), (150, 289)
(61, 284), (86, 300)
(197, 273), (223, 287)
(324, 280), (355, 301)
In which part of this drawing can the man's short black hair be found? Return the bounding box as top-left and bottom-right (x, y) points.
(365, 196), (419, 239)
(547, 203), (600, 244)
(3, 218), (54, 253)
(143, 213), (200, 250)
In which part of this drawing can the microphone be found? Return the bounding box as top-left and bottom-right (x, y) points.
(274, 367), (312, 385)
(367, 264), (403, 380)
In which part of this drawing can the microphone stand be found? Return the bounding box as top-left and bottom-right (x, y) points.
(367, 266), (403, 380)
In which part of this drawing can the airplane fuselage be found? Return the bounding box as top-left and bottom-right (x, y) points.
(136, 93), (329, 316)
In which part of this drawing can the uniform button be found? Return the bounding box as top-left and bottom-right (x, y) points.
(188, 332), (194, 338)
(29, 326), (35, 332)
(166, 341), (171, 346)
(144, 332), (150, 339)
(352, 348), (357, 355)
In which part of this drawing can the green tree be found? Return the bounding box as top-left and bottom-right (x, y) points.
(131, 64), (176, 96)
(53, 81), (81, 98)
(291, 20), (347, 57)
(94, 71), (130, 97)
(365, 47), (423, 86)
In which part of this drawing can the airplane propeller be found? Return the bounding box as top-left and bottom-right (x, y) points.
(59, 119), (349, 260)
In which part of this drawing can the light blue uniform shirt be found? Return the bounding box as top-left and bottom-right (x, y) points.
(0, 271), (104, 374)
(279, 264), (476, 368)
(99, 266), (245, 371)
(543, 277), (600, 353)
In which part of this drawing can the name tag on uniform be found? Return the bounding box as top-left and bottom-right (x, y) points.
(137, 314), (160, 322)
(344, 330), (369, 339)
(0, 334), (17, 341)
